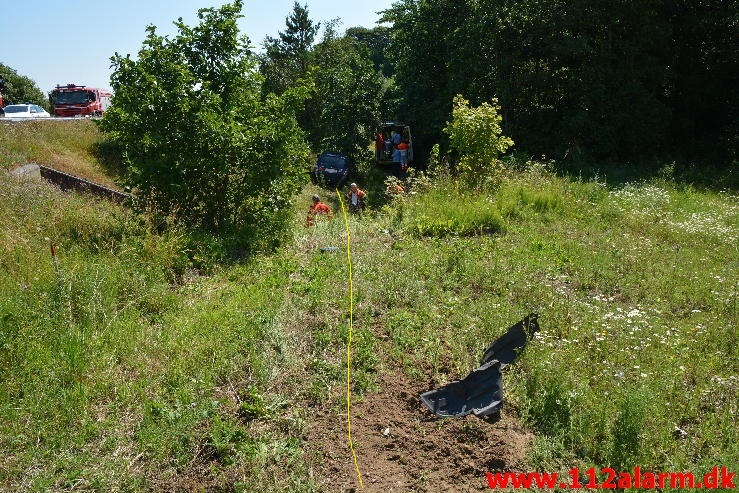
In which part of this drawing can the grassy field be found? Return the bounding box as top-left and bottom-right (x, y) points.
(0, 120), (121, 188)
(315, 167), (738, 475)
(0, 129), (737, 490)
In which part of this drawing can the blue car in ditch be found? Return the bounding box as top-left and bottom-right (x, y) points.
(310, 151), (354, 187)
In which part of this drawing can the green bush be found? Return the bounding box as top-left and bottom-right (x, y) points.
(444, 95), (514, 178)
(100, 1), (311, 244)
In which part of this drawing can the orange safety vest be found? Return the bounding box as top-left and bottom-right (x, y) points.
(307, 202), (333, 226)
(346, 189), (366, 201)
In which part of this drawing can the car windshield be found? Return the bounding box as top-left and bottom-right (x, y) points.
(318, 156), (347, 168)
(3, 106), (29, 114)
(52, 91), (90, 105)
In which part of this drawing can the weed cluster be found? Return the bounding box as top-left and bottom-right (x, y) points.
(311, 166), (738, 479)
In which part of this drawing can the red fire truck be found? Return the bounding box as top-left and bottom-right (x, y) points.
(50, 84), (111, 117)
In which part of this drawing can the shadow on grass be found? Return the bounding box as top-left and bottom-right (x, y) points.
(90, 138), (127, 183)
(556, 157), (738, 191)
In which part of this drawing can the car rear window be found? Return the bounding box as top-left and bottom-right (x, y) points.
(318, 155), (347, 168)
(4, 106), (29, 114)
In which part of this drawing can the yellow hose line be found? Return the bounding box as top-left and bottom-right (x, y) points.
(336, 189), (363, 489)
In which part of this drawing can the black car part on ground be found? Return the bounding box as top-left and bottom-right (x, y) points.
(420, 313), (540, 419)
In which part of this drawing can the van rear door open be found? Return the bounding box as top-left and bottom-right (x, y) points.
(375, 122), (413, 166)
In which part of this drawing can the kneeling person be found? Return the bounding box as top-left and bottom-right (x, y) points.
(307, 194), (333, 226)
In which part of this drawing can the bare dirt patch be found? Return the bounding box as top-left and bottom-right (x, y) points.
(307, 371), (533, 492)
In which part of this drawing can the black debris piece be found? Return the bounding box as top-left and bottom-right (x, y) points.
(420, 313), (539, 419)
(480, 313), (539, 367)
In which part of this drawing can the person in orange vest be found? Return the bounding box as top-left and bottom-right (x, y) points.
(397, 139), (410, 168)
(346, 182), (367, 212)
(306, 194), (333, 226)
(385, 177), (405, 197)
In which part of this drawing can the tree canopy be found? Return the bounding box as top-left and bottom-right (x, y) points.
(345, 26), (393, 77)
(306, 29), (384, 162)
(381, 0), (738, 165)
(0, 63), (48, 109)
(259, 7), (385, 164)
(259, 2), (320, 96)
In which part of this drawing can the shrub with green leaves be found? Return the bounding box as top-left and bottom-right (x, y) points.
(444, 95), (514, 178)
(100, 1), (312, 241)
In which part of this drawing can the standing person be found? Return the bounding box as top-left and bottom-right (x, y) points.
(306, 194), (333, 226)
(376, 131), (385, 159)
(391, 145), (403, 177)
(391, 145), (402, 164)
(397, 140), (409, 168)
(391, 130), (402, 148)
(346, 183), (367, 213)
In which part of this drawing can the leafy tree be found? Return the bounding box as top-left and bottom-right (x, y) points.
(309, 31), (384, 162)
(444, 95), (513, 176)
(0, 63), (48, 109)
(345, 26), (393, 77)
(259, 2), (320, 96)
(383, 0), (737, 164)
(664, 0), (738, 161)
(345, 26), (399, 119)
(480, 0), (674, 160)
(380, 0), (473, 162)
(259, 4), (385, 162)
(100, 1), (312, 240)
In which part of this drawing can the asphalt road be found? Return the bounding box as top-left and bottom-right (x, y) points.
(0, 116), (101, 122)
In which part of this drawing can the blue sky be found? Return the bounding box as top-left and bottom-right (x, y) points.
(1, 1), (395, 93)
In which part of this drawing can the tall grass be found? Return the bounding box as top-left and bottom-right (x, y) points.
(0, 179), (314, 491)
(0, 120), (120, 187)
(400, 184), (505, 237)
